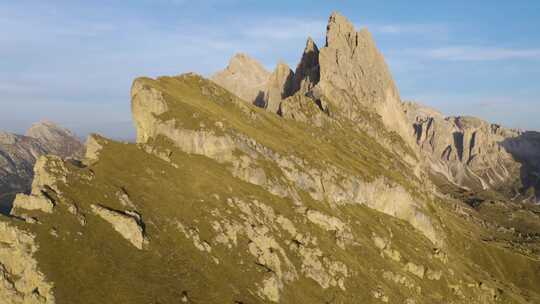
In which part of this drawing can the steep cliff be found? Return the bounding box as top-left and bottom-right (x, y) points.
(405, 102), (540, 203)
(211, 53), (270, 105)
(0, 11), (539, 304)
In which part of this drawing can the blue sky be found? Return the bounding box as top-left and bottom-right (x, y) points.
(2, 1), (540, 139)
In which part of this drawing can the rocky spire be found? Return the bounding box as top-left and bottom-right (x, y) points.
(291, 37), (320, 95)
(210, 53), (270, 104)
(316, 12), (414, 147)
(325, 12), (356, 47)
(263, 61), (294, 113)
(319, 12), (400, 105)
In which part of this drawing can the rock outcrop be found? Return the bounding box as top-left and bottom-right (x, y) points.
(211, 53), (270, 105)
(91, 204), (147, 250)
(0, 221), (55, 303)
(11, 192), (55, 214)
(262, 62), (294, 113)
(212, 13), (416, 151)
(316, 12), (412, 144)
(0, 132), (46, 196)
(291, 37), (320, 95)
(0, 11), (539, 304)
(83, 134), (104, 165)
(0, 122), (83, 214)
(405, 102), (540, 201)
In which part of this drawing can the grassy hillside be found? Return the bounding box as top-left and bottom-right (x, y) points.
(1, 74), (539, 303)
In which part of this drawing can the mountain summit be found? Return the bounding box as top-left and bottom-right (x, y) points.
(211, 53), (270, 104)
(1, 12), (539, 304)
(0, 122), (83, 214)
(213, 12), (414, 148)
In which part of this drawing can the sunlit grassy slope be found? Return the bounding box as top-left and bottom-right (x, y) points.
(1, 74), (539, 303)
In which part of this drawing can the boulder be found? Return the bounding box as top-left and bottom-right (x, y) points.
(91, 204), (147, 250)
(11, 192), (54, 215)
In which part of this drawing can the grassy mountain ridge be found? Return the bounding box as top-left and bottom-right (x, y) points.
(1, 11), (540, 304)
(1, 72), (539, 303)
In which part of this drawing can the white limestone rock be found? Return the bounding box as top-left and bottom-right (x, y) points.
(91, 204), (147, 250)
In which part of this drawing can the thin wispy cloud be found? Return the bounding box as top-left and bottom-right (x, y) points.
(368, 23), (449, 36)
(424, 46), (540, 61)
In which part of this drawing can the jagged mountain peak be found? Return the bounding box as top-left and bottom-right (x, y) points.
(316, 12), (415, 149)
(212, 12), (414, 150)
(305, 36), (318, 51)
(25, 120), (84, 160)
(291, 37), (320, 94)
(262, 61), (294, 112)
(2, 11), (540, 304)
(26, 120), (77, 140)
(211, 53), (270, 104)
(0, 121), (84, 215)
(326, 11), (358, 46)
(226, 53), (269, 75)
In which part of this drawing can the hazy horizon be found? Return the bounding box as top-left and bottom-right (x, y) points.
(2, 1), (540, 138)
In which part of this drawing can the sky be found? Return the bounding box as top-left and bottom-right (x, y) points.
(1, 0), (540, 139)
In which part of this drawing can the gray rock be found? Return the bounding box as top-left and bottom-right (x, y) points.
(0, 122), (83, 207)
(263, 62), (294, 113)
(211, 53), (270, 104)
(91, 204), (147, 250)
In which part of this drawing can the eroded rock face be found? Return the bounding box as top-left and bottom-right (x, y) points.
(1, 10), (539, 304)
(0, 221), (55, 303)
(11, 193), (54, 215)
(25, 121), (84, 159)
(8, 155), (71, 218)
(131, 79), (441, 251)
(83, 134), (105, 165)
(211, 13), (415, 151)
(131, 79), (169, 143)
(211, 53), (270, 104)
(0, 132), (46, 197)
(263, 62), (294, 113)
(315, 12), (414, 146)
(91, 204), (147, 250)
(405, 102), (540, 200)
(0, 122), (83, 209)
(291, 37), (320, 95)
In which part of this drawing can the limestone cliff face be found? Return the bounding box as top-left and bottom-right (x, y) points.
(0, 221), (55, 303)
(1, 11), (540, 304)
(15, 67), (537, 303)
(131, 73), (440, 246)
(263, 62), (294, 113)
(314, 12), (414, 147)
(211, 53), (270, 104)
(291, 37), (320, 95)
(131, 79), (169, 143)
(405, 102), (540, 201)
(212, 13), (415, 150)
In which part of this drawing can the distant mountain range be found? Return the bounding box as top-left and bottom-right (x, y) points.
(0, 121), (84, 213)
